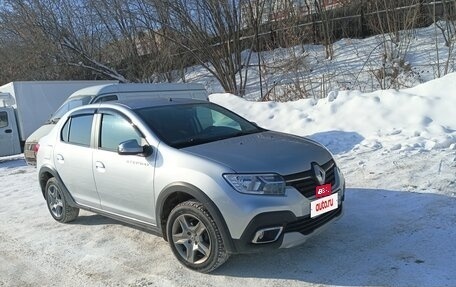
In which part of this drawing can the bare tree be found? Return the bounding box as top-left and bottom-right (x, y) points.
(313, 0), (335, 59)
(365, 0), (421, 89)
(1, 0), (130, 82)
(244, 0), (266, 98)
(0, 2), (93, 83)
(260, 0), (314, 101)
(433, 0), (456, 77)
(143, 0), (255, 96)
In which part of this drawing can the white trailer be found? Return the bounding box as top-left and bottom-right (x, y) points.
(0, 81), (116, 157)
(24, 82), (209, 165)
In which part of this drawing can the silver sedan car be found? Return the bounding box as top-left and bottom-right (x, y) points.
(37, 97), (345, 272)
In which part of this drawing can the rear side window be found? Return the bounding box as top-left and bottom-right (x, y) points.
(99, 113), (142, 151)
(93, 95), (118, 104)
(61, 115), (94, 146)
(0, 111), (8, 128)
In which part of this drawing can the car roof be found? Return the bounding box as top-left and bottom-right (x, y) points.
(105, 97), (209, 110)
(68, 83), (206, 99)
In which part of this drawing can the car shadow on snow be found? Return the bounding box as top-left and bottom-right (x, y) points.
(70, 214), (119, 226)
(70, 213), (160, 235)
(214, 188), (456, 287)
(309, 131), (364, 155)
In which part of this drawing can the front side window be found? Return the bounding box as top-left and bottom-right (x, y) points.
(100, 113), (142, 151)
(61, 114), (93, 146)
(136, 103), (262, 148)
(0, 111), (8, 128)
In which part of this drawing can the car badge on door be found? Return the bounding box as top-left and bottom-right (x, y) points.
(312, 163), (326, 185)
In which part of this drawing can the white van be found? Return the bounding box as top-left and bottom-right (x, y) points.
(0, 81), (116, 158)
(25, 83), (208, 164)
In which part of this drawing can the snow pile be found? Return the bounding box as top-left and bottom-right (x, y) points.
(210, 72), (456, 154)
(2, 75), (456, 287)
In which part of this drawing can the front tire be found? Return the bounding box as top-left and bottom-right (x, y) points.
(45, 177), (79, 223)
(166, 200), (229, 273)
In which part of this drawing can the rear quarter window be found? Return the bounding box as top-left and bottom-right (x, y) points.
(61, 115), (94, 146)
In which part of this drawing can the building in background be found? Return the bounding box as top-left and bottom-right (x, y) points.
(241, 0), (346, 26)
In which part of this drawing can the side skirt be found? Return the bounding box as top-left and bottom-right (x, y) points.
(75, 203), (163, 237)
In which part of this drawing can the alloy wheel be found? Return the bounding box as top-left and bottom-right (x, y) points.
(171, 214), (211, 264)
(47, 184), (64, 218)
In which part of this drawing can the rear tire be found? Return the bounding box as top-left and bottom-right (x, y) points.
(45, 177), (79, 223)
(166, 200), (229, 273)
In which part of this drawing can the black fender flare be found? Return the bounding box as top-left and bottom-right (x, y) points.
(156, 182), (236, 253)
(38, 165), (78, 207)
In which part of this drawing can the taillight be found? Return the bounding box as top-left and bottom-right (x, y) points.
(33, 144), (40, 153)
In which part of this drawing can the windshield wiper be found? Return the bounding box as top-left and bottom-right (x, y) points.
(227, 129), (263, 138)
(174, 129), (264, 149)
(174, 137), (212, 148)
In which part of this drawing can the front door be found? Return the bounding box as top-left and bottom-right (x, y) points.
(0, 108), (21, 157)
(92, 112), (156, 224)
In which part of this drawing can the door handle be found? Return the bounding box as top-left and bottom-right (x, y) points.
(4, 129), (12, 134)
(95, 161), (106, 173)
(56, 154), (64, 164)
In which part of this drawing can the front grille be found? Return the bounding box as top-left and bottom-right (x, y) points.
(284, 205), (342, 235)
(284, 159), (336, 199)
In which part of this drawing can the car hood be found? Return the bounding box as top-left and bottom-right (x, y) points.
(182, 131), (333, 175)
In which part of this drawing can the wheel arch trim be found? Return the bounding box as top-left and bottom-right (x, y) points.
(156, 182), (236, 253)
(38, 165), (78, 207)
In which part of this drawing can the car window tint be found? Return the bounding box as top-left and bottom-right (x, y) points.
(67, 115), (93, 146)
(93, 95), (118, 104)
(100, 113), (142, 151)
(61, 118), (70, 142)
(136, 103), (261, 148)
(196, 106), (241, 130)
(0, 111), (8, 128)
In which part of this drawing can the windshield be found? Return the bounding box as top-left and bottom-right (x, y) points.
(135, 103), (263, 148)
(49, 95), (92, 122)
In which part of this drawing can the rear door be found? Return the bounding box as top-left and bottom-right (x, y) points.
(0, 108), (21, 157)
(53, 110), (101, 208)
(92, 110), (156, 224)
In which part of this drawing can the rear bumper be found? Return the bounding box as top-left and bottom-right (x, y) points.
(24, 142), (37, 166)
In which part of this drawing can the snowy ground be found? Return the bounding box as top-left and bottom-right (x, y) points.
(2, 22), (456, 287)
(1, 70), (456, 286)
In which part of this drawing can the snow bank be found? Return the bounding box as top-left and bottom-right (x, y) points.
(210, 73), (456, 153)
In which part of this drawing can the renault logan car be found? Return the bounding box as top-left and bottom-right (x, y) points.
(37, 98), (345, 272)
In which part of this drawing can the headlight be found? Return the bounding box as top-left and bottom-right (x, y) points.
(223, 174), (286, 195)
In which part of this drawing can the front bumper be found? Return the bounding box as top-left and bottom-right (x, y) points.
(219, 159), (346, 254)
(231, 203), (343, 253)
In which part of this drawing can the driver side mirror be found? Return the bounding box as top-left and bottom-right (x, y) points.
(117, 139), (152, 156)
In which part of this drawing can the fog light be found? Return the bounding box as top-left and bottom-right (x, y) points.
(252, 227), (283, 244)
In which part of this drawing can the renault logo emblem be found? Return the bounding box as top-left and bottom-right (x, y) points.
(312, 163), (326, 185)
